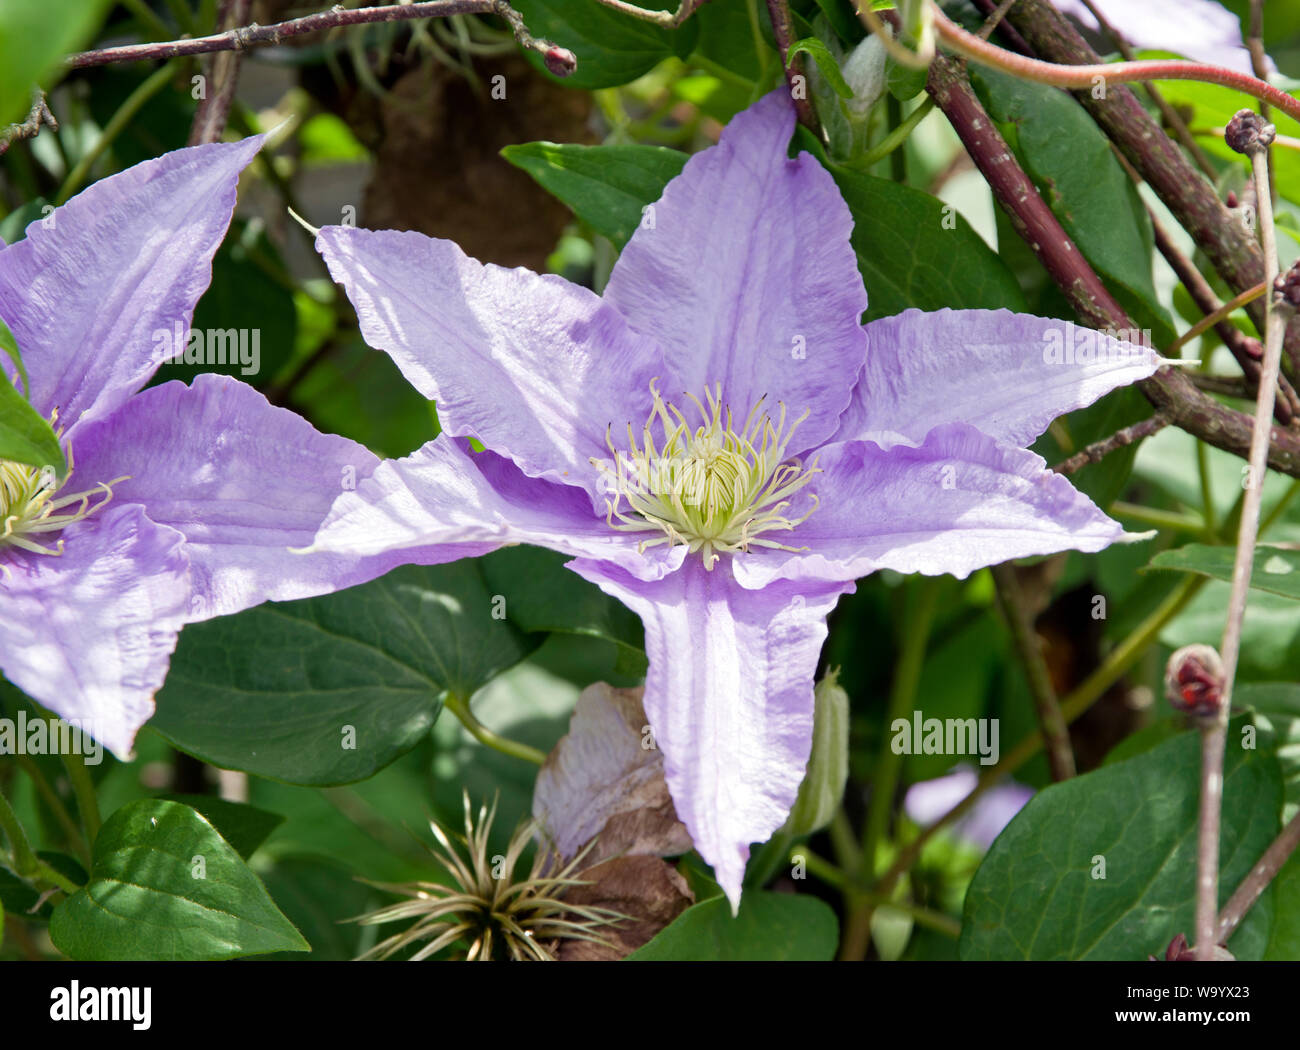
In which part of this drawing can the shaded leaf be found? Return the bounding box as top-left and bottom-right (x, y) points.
(50, 800), (307, 960)
(627, 890), (839, 960)
(960, 718), (1280, 959)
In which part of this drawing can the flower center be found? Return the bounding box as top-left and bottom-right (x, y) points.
(595, 380), (820, 570)
(0, 411), (125, 558)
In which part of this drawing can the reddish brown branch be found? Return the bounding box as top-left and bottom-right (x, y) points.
(0, 91), (57, 157)
(766, 0), (818, 133)
(67, 1), (574, 75)
(1051, 415), (1171, 476)
(1000, 0), (1300, 384)
(925, 54), (1300, 478)
(188, 0), (251, 146)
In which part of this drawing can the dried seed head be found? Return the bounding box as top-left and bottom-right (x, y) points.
(1225, 109), (1276, 155)
(351, 792), (625, 961)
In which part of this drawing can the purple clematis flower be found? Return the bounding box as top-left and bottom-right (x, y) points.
(306, 90), (1164, 908)
(0, 139), (391, 759)
(904, 765), (1033, 851)
(1055, 0), (1273, 75)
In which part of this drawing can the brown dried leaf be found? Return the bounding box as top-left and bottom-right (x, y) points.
(556, 855), (693, 961)
(534, 683), (693, 868)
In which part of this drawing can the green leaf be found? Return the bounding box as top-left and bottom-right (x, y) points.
(1148, 543), (1300, 601)
(157, 795), (284, 860)
(885, 56), (928, 101)
(510, 0), (699, 89)
(502, 141), (687, 250)
(477, 545), (645, 664)
(150, 561), (543, 785)
(1264, 851), (1300, 960)
(794, 127), (1027, 318)
(969, 65), (1175, 345)
(788, 36), (853, 99)
(1239, 682), (1300, 815)
(257, 855), (380, 960)
(960, 718), (1281, 960)
(290, 334), (439, 460)
(0, 0), (110, 124)
(49, 800), (308, 960)
(810, 0), (865, 47)
(627, 891), (840, 960)
(0, 366), (65, 476)
(689, 0), (778, 89)
(0, 315), (30, 396)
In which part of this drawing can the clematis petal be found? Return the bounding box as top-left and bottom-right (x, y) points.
(832, 309), (1165, 449)
(735, 422), (1130, 589)
(602, 90), (867, 454)
(0, 137), (262, 438)
(70, 373), (393, 620)
(1055, 0), (1270, 75)
(565, 556), (851, 910)
(0, 504), (190, 759)
(306, 433), (684, 582)
(314, 225), (660, 503)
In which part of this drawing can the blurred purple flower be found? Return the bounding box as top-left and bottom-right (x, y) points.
(904, 766), (1033, 850)
(307, 90), (1162, 909)
(0, 140), (389, 758)
(1056, 0), (1273, 75)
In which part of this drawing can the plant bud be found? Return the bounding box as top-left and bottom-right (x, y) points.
(1225, 109), (1276, 155)
(782, 667), (849, 836)
(1164, 644), (1225, 721)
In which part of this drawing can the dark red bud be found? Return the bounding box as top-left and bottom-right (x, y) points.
(1164, 644), (1224, 720)
(543, 46), (577, 77)
(1275, 262), (1300, 311)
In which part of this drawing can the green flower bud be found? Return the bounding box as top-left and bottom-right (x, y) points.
(783, 667), (849, 836)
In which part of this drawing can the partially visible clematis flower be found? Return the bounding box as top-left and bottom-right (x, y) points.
(0, 139), (394, 759)
(305, 90), (1165, 909)
(903, 765), (1033, 851)
(1055, 0), (1274, 75)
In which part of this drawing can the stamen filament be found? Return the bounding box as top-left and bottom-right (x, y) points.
(593, 380), (821, 570)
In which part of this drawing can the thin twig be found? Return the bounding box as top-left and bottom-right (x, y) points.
(1196, 127), (1287, 960)
(1166, 281), (1268, 358)
(857, 1), (932, 70)
(1000, 0), (1300, 388)
(1051, 415), (1170, 476)
(766, 0), (817, 132)
(189, 0), (252, 146)
(0, 90), (57, 157)
(991, 563), (1075, 781)
(1217, 809), (1300, 943)
(67, 1), (575, 75)
(1078, 0), (1217, 179)
(1246, 0), (1276, 206)
(929, 3), (1300, 123)
(925, 53), (1300, 478)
